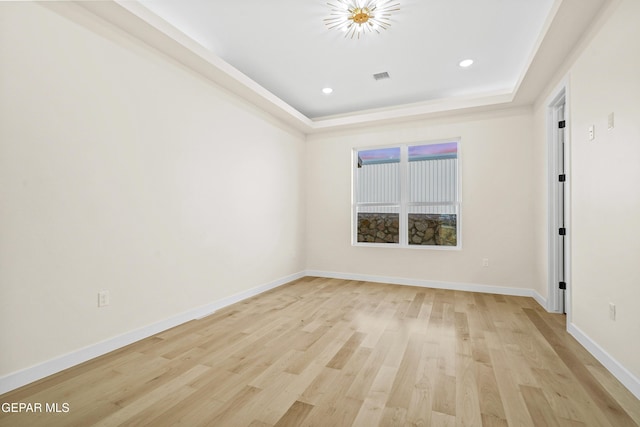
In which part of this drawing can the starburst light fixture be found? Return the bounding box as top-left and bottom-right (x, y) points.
(324, 0), (400, 39)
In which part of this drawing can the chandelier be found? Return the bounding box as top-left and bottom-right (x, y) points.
(324, 0), (400, 39)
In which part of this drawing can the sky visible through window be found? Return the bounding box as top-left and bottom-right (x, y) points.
(358, 142), (457, 165)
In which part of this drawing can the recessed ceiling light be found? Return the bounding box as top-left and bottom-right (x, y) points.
(459, 59), (474, 68)
(322, 87), (333, 94)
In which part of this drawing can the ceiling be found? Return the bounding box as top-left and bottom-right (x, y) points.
(81, 0), (609, 132)
(136, 0), (556, 119)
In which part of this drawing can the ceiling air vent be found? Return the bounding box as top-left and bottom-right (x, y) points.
(373, 72), (390, 81)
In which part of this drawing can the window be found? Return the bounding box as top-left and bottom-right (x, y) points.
(353, 140), (461, 248)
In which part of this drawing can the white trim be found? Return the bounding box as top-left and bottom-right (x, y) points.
(546, 80), (571, 316)
(0, 271), (305, 395)
(306, 270), (546, 302)
(531, 290), (547, 309)
(568, 323), (640, 400)
(352, 139), (462, 250)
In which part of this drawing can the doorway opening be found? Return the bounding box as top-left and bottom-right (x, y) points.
(547, 86), (569, 316)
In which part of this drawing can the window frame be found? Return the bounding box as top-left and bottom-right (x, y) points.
(351, 139), (462, 250)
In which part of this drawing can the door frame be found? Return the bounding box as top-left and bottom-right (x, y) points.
(547, 81), (572, 321)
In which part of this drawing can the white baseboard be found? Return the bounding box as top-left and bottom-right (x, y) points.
(567, 323), (640, 400)
(13, 269), (638, 403)
(532, 290), (548, 309)
(0, 271), (305, 395)
(306, 269), (546, 301)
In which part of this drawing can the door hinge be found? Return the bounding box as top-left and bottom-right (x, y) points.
(559, 120), (566, 129)
(559, 281), (567, 290)
(559, 174), (566, 182)
(559, 228), (566, 236)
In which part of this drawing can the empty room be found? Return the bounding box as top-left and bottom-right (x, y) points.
(0, 0), (639, 425)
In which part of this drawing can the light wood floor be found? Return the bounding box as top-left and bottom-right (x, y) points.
(1, 277), (639, 426)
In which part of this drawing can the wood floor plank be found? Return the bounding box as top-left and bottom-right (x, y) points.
(456, 353), (482, 426)
(351, 365), (397, 427)
(586, 364), (640, 425)
(475, 361), (508, 425)
(405, 339), (438, 426)
(91, 363), (209, 427)
(405, 291), (426, 319)
(521, 385), (563, 427)
(273, 400), (314, 427)
(431, 411), (456, 427)
(531, 367), (610, 426)
(1, 278), (638, 427)
(299, 367), (340, 406)
(432, 373), (456, 417)
(347, 330), (393, 401)
(202, 385), (262, 426)
(379, 406), (407, 426)
(385, 334), (423, 409)
(489, 347), (537, 427)
(524, 308), (638, 427)
(326, 331), (366, 370)
(306, 396), (362, 427)
(283, 325), (353, 376)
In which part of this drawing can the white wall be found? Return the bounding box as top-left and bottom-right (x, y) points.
(530, 0), (640, 390)
(306, 109), (539, 292)
(0, 3), (305, 377)
(530, 103), (551, 302)
(566, 0), (640, 382)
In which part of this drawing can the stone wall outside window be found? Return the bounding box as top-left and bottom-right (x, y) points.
(357, 213), (456, 246)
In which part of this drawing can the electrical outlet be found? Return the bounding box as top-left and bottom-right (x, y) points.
(608, 112), (614, 130)
(588, 125), (595, 141)
(609, 302), (616, 321)
(482, 258), (489, 267)
(98, 290), (110, 307)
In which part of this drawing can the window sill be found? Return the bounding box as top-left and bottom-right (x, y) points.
(352, 242), (462, 251)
